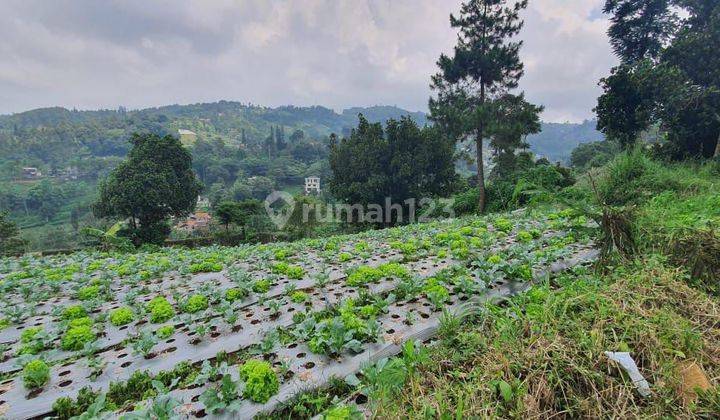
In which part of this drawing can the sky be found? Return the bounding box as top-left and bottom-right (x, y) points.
(0, 0), (618, 122)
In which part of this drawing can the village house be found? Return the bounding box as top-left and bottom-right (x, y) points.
(304, 177), (320, 194)
(175, 211), (212, 233)
(22, 167), (42, 179)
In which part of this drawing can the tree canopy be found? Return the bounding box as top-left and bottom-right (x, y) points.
(328, 115), (457, 226)
(94, 133), (202, 244)
(597, 0), (720, 158)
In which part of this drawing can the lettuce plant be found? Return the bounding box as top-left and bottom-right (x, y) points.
(23, 359), (50, 389)
(109, 307), (134, 326)
(238, 359), (279, 403)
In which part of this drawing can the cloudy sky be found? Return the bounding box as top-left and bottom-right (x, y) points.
(0, 0), (617, 122)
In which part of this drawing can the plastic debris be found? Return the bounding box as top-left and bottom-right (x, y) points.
(604, 351), (651, 397)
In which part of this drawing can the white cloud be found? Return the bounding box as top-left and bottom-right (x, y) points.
(0, 0), (617, 122)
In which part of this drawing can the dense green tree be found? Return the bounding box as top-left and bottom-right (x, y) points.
(603, 0), (677, 62)
(26, 179), (63, 222)
(329, 115), (457, 226)
(597, 0), (720, 158)
(486, 93), (543, 176)
(430, 0), (531, 212)
(0, 211), (25, 255)
(595, 63), (655, 149)
(214, 199), (264, 235)
(94, 133), (202, 245)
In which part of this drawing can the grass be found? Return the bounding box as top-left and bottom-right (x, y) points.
(371, 258), (720, 418)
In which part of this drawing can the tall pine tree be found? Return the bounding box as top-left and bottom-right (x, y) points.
(430, 0), (529, 212)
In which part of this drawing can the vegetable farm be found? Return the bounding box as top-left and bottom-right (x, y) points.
(0, 208), (597, 418)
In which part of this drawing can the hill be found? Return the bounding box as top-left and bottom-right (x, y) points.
(0, 101), (598, 177)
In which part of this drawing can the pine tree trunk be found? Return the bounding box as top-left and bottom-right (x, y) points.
(477, 79), (487, 213)
(476, 130), (486, 213)
(714, 131), (720, 158)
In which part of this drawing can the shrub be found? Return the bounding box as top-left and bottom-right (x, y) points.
(23, 359), (50, 389)
(597, 149), (679, 206)
(109, 307), (134, 326)
(61, 325), (96, 351)
(184, 294), (209, 313)
(451, 188), (479, 216)
(156, 325), (175, 340)
(225, 287), (248, 302)
(77, 285), (101, 301)
(147, 297), (175, 323)
(239, 359), (279, 403)
(62, 305), (87, 320)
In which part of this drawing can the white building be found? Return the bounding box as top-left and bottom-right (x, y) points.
(304, 177), (320, 194)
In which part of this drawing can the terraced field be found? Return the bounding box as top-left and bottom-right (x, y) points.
(0, 208), (597, 419)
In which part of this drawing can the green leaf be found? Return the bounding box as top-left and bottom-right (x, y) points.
(498, 380), (513, 403)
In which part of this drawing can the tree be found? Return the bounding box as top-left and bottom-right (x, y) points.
(486, 93), (543, 176)
(94, 133), (202, 245)
(0, 211), (25, 255)
(597, 0), (720, 158)
(595, 63), (655, 149)
(26, 179), (64, 222)
(329, 115), (457, 226)
(430, 0), (531, 212)
(214, 199), (264, 237)
(215, 201), (242, 231)
(603, 0), (677, 63)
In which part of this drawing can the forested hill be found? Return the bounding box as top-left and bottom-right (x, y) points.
(0, 102), (427, 176)
(0, 101), (600, 178)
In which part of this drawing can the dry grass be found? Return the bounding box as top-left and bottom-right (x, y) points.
(371, 259), (720, 419)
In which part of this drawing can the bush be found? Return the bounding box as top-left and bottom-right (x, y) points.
(109, 307), (134, 326)
(23, 359), (50, 389)
(239, 359), (279, 403)
(61, 325), (96, 351)
(597, 149), (679, 206)
(451, 188), (479, 216)
(146, 297), (175, 323)
(184, 294), (209, 313)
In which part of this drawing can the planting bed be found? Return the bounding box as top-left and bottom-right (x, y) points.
(0, 208), (595, 419)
